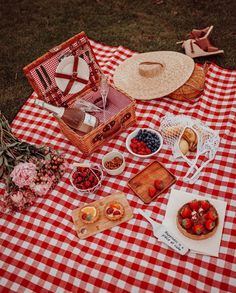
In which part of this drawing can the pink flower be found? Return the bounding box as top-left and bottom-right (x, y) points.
(10, 191), (24, 203)
(30, 182), (52, 197)
(10, 162), (37, 188)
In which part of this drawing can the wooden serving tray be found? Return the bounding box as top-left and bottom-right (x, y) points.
(128, 161), (176, 204)
(72, 192), (133, 239)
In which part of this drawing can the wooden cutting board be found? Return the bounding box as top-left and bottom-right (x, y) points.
(128, 161), (176, 204)
(72, 192), (133, 239)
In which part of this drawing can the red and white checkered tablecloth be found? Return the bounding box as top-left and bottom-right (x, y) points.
(1, 39), (236, 293)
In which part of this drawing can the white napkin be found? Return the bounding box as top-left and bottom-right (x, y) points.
(162, 189), (227, 257)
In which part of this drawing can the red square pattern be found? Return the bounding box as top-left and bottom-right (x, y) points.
(0, 39), (236, 293)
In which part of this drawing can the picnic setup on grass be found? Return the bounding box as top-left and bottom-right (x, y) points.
(0, 29), (235, 292)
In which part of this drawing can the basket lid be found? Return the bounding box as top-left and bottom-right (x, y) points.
(23, 32), (102, 107)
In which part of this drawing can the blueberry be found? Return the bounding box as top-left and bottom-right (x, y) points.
(138, 129), (142, 136)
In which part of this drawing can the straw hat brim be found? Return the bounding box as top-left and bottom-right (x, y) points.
(113, 51), (195, 100)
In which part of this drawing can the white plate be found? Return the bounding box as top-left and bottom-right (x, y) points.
(55, 56), (90, 94)
(126, 128), (163, 158)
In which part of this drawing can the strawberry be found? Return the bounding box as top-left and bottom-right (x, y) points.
(205, 219), (216, 231)
(154, 179), (164, 190)
(189, 200), (199, 211)
(206, 210), (218, 221)
(148, 187), (157, 198)
(180, 205), (192, 218)
(193, 223), (204, 235)
(201, 200), (210, 211)
(181, 218), (193, 229)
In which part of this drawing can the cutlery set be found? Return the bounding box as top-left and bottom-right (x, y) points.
(35, 65), (62, 101)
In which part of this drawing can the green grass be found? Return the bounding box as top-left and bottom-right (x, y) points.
(1, 0), (235, 122)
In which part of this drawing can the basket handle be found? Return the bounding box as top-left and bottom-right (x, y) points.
(92, 120), (119, 143)
(92, 113), (132, 143)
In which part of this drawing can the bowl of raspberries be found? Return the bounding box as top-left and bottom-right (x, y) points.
(70, 163), (103, 194)
(126, 128), (163, 158)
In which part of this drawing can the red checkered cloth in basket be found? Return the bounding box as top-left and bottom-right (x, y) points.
(1, 39), (236, 293)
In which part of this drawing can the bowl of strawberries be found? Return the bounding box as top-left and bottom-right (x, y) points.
(126, 128), (163, 158)
(70, 163), (103, 194)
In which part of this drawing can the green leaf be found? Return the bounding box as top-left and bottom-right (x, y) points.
(0, 156), (3, 166)
(6, 150), (15, 159)
(0, 166), (4, 178)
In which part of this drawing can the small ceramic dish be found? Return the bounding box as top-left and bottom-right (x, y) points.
(102, 151), (126, 176)
(126, 128), (163, 158)
(70, 163), (103, 194)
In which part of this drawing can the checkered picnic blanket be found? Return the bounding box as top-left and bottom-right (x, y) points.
(1, 39), (236, 293)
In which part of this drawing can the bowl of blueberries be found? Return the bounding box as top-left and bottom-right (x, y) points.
(126, 128), (163, 158)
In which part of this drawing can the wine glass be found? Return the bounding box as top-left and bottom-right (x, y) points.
(100, 74), (109, 122)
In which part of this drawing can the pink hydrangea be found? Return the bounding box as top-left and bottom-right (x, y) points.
(10, 191), (24, 203)
(30, 182), (52, 197)
(10, 162), (37, 188)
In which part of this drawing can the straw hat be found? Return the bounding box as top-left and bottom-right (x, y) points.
(113, 51), (195, 100)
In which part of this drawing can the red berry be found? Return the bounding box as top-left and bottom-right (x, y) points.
(146, 148), (151, 154)
(193, 223), (204, 235)
(130, 143), (136, 149)
(81, 213), (87, 220)
(113, 210), (121, 216)
(148, 187), (157, 198)
(189, 200), (200, 211)
(201, 200), (210, 211)
(85, 181), (91, 188)
(81, 171), (87, 177)
(205, 219), (216, 231)
(180, 206), (192, 218)
(181, 218), (193, 229)
(72, 172), (78, 179)
(106, 207), (114, 215)
(154, 179), (164, 190)
(206, 210), (217, 221)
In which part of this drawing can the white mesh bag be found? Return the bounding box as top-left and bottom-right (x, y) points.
(160, 114), (220, 183)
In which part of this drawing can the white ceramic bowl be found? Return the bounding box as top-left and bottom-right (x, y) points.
(70, 163), (103, 194)
(102, 151), (126, 176)
(126, 128), (163, 158)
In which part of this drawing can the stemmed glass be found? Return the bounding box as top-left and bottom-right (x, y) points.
(100, 74), (109, 123)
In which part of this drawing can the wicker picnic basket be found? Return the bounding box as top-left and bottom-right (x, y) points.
(168, 64), (206, 101)
(23, 32), (136, 155)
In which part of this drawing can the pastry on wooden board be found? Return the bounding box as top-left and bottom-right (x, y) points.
(79, 205), (100, 224)
(104, 201), (124, 221)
